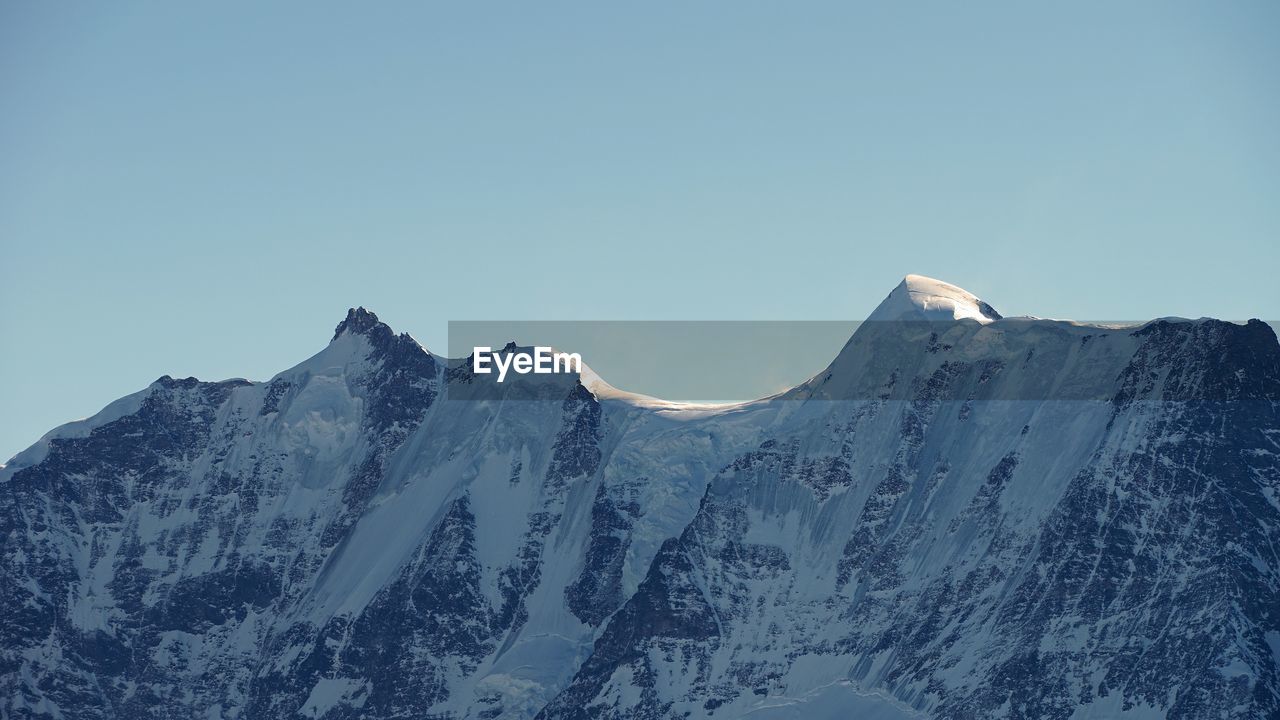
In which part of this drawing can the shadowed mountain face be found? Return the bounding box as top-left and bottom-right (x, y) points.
(3, 280), (1278, 720)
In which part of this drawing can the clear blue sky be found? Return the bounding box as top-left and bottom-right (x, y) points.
(3, 1), (1278, 460)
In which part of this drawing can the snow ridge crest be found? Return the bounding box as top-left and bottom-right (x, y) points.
(868, 274), (1002, 324)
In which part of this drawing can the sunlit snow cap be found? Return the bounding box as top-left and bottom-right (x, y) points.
(866, 274), (1002, 324)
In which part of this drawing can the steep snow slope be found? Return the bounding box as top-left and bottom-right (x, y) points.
(3, 278), (1278, 720)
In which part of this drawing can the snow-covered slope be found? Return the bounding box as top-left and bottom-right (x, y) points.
(3, 280), (1278, 720)
(865, 274), (1002, 324)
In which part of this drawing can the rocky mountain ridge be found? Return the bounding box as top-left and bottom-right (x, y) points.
(3, 278), (1277, 719)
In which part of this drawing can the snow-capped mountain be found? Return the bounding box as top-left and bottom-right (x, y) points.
(3, 276), (1278, 719)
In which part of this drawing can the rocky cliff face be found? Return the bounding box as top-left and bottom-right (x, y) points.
(3, 280), (1278, 719)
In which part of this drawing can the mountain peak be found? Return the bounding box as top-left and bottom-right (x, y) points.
(867, 274), (1002, 323)
(332, 307), (388, 341)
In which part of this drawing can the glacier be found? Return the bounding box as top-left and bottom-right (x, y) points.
(2, 275), (1277, 719)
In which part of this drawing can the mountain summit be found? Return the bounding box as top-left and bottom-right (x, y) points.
(2, 278), (1277, 719)
(868, 274), (1003, 323)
